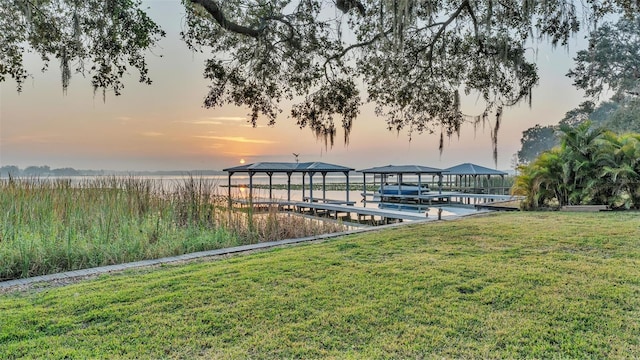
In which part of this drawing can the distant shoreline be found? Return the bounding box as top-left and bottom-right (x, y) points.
(0, 167), (227, 178)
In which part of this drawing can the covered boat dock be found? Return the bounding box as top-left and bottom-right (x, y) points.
(222, 161), (520, 225)
(443, 163), (509, 194)
(223, 161), (355, 207)
(358, 165), (446, 207)
(358, 163), (516, 212)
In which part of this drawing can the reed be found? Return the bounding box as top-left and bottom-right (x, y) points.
(0, 175), (346, 280)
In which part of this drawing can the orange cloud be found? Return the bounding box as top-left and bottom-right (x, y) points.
(195, 135), (276, 144)
(178, 117), (248, 126)
(141, 132), (164, 137)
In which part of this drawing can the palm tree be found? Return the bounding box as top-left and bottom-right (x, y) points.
(513, 121), (640, 210)
(558, 121), (606, 205)
(598, 132), (640, 208)
(512, 148), (564, 209)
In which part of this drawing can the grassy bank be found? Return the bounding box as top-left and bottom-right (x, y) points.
(0, 177), (346, 280)
(1, 212), (639, 358)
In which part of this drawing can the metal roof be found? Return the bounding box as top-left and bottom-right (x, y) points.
(444, 163), (507, 176)
(358, 165), (445, 174)
(223, 162), (354, 173)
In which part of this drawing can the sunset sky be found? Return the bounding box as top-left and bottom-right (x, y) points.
(0, 0), (589, 172)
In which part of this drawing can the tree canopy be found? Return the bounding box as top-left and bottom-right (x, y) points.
(1, 0), (165, 99)
(568, 14), (640, 100)
(517, 124), (558, 164)
(2, 0), (639, 151)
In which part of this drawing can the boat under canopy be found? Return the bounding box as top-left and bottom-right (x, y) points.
(378, 183), (430, 196)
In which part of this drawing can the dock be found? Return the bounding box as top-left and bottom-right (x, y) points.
(229, 191), (522, 225)
(223, 161), (521, 225)
(230, 197), (429, 224)
(293, 202), (428, 224)
(231, 197), (293, 211)
(231, 197), (356, 210)
(361, 191), (518, 206)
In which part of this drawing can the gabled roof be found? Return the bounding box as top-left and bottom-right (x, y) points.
(444, 163), (507, 176)
(223, 162), (354, 173)
(358, 165), (444, 174)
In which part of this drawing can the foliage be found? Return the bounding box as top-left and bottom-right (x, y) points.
(22, 166), (51, 176)
(512, 122), (640, 209)
(516, 124), (558, 164)
(181, 0), (637, 152)
(568, 14), (640, 99)
(0, 0), (166, 99)
(3, 1), (639, 152)
(0, 176), (346, 280)
(512, 148), (564, 209)
(1, 212), (639, 358)
(517, 97), (639, 165)
(558, 100), (620, 127)
(605, 97), (640, 133)
(0, 166), (20, 177)
(597, 131), (640, 208)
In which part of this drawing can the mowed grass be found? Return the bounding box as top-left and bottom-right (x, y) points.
(1, 212), (639, 358)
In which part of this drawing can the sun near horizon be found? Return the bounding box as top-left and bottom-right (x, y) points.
(239, 159), (246, 164)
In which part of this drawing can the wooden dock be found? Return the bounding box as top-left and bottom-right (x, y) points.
(361, 191), (518, 207)
(230, 197), (428, 224)
(230, 198), (294, 211)
(227, 191), (519, 225)
(293, 202), (427, 224)
(231, 197), (356, 210)
(302, 196), (356, 206)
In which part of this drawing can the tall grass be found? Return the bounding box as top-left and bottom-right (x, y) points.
(0, 176), (346, 280)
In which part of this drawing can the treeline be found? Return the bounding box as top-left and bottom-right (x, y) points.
(0, 165), (225, 177)
(517, 98), (640, 164)
(0, 165), (89, 177)
(512, 122), (640, 210)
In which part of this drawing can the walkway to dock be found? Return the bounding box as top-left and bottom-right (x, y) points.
(229, 198), (430, 224)
(293, 202), (428, 223)
(361, 191), (520, 207)
(229, 192), (516, 224)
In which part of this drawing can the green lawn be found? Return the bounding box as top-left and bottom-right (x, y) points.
(1, 212), (639, 358)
